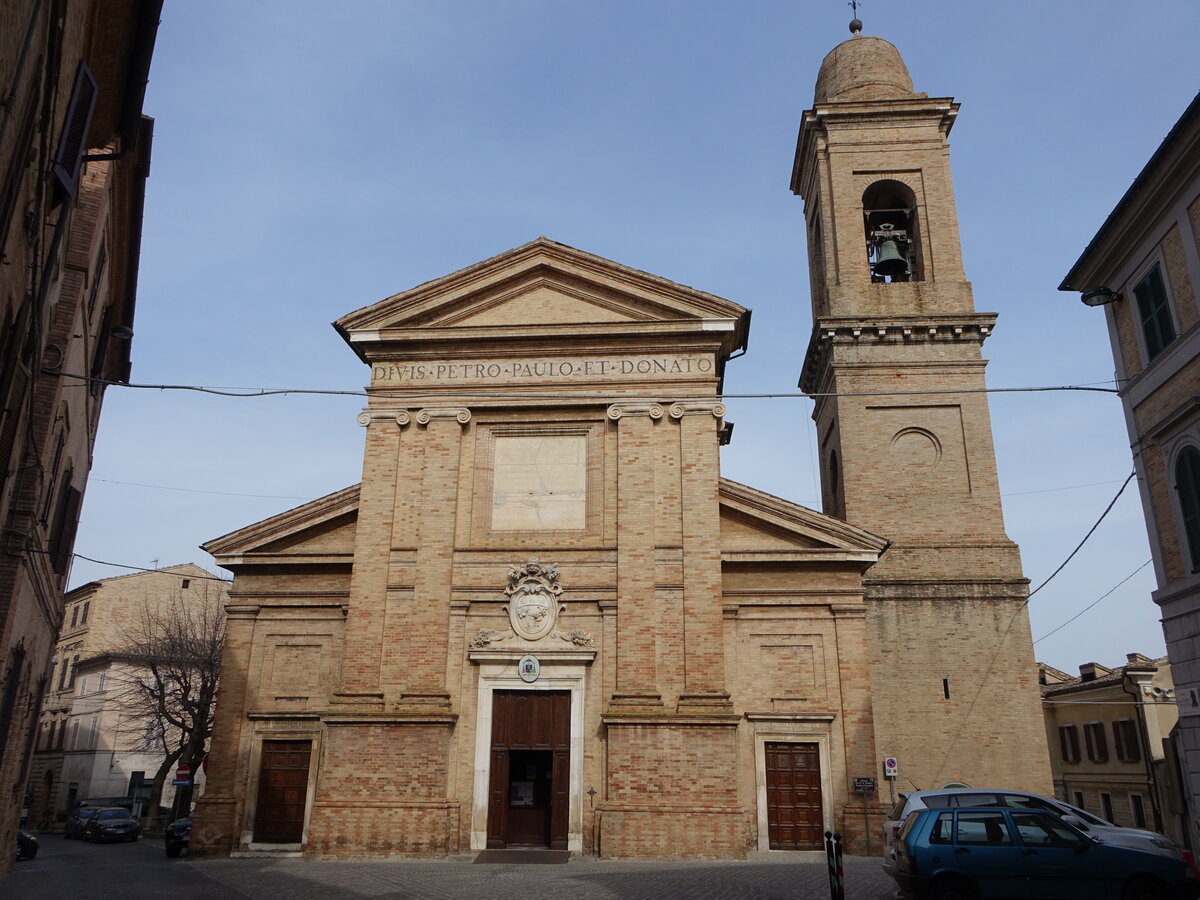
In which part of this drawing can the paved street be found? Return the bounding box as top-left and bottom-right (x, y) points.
(6, 834), (902, 899)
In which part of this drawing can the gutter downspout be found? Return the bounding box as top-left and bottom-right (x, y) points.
(1122, 673), (1164, 833)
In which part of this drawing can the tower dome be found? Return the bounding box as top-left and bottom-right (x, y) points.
(813, 34), (916, 103)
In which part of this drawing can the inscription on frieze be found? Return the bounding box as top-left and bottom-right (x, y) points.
(371, 354), (715, 386)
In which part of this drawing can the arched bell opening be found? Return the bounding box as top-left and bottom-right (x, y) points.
(862, 180), (923, 283)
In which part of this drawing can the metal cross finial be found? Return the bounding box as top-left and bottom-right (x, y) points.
(848, 1), (863, 34)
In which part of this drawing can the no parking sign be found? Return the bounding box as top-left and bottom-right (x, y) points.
(883, 756), (898, 778)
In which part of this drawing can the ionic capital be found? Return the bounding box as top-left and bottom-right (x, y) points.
(357, 409), (412, 427)
(668, 401), (726, 420)
(416, 407), (472, 426)
(606, 402), (665, 421)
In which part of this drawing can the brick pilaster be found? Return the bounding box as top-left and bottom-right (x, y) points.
(337, 410), (406, 697)
(671, 401), (732, 710)
(399, 407), (471, 708)
(607, 402), (663, 707)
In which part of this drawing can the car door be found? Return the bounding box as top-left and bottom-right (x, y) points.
(1009, 811), (1118, 900)
(951, 810), (1031, 898)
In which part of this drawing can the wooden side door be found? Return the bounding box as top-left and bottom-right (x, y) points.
(765, 741), (824, 850)
(253, 739), (311, 843)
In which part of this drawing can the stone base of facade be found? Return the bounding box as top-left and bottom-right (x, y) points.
(595, 803), (747, 858)
(306, 801), (461, 857)
(189, 796), (238, 858)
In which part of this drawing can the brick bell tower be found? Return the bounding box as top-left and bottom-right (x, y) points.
(791, 21), (1050, 793)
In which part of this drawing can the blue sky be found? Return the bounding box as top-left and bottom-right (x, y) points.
(71, 1), (1199, 672)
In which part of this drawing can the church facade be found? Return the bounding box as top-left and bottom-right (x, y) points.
(191, 29), (1049, 860)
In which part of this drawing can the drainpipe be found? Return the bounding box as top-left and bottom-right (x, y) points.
(1122, 673), (1164, 834)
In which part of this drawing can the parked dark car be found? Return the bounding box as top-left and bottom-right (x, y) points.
(164, 815), (191, 858)
(15, 830), (37, 860)
(81, 807), (142, 843)
(63, 808), (91, 839)
(891, 806), (1200, 900)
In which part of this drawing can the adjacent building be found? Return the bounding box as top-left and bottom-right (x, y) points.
(1039, 654), (1182, 843)
(190, 25), (1049, 861)
(0, 0), (160, 870)
(25, 565), (225, 827)
(1059, 92), (1200, 850)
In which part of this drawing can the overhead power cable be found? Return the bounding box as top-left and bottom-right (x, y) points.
(69, 552), (232, 583)
(929, 470), (1138, 786)
(1034, 559), (1153, 644)
(53, 370), (1121, 401)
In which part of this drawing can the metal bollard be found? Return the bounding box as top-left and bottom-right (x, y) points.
(825, 831), (845, 900)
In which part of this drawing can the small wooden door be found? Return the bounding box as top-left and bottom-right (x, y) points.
(253, 739), (311, 843)
(486, 690), (570, 849)
(765, 741), (824, 850)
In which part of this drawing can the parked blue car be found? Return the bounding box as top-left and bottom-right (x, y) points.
(891, 806), (1200, 900)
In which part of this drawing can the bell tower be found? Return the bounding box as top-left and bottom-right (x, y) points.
(791, 22), (1050, 792)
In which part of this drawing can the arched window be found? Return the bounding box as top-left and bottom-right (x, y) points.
(1176, 447), (1200, 572)
(863, 180), (922, 283)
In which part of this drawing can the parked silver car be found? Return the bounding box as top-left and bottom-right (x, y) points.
(882, 788), (1187, 878)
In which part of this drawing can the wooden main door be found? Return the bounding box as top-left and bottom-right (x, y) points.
(486, 690), (570, 849)
(765, 741), (824, 850)
(253, 739), (311, 843)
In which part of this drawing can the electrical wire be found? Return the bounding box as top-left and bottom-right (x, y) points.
(1034, 559), (1153, 644)
(90, 478), (314, 501)
(53, 370), (1121, 401)
(930, 470), (1138, 785)
(69, 552), (232, 583)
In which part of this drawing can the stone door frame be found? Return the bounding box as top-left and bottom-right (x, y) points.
(749, 714), (835, 853)
(469, 650), (592, 852)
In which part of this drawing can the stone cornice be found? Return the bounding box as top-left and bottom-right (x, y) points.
(799, 314), (997, 394)
(203, 484), (360, 558)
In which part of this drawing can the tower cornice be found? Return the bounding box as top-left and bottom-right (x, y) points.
(799, 313), (997, 394)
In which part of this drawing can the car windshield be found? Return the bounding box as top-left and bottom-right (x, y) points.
(97, 809), (126, 820)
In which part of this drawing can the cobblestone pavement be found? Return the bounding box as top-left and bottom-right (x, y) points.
(187, 852), (903, 900)
(6, 835), (903, 900)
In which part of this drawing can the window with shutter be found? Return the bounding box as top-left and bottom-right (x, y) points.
(51, 62), (98, 203)
(0, 72), (41, 258)
(1177, 447), (1200, 572)
(49, 477), (81, 574)
(1133, 263), (1176, 361)
(1113, 719), (1142, 762)
(1084, 722), (1109, 763)
(1058, 725), (1080, 763)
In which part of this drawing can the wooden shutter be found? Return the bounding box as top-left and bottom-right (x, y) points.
(51, 62), (98, 203)
(49, 479), (82, 574)
(1177, 448), (1200, 572)
(0, 71), (41, 257)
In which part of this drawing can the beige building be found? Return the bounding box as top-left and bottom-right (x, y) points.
(0, 0), (160, 870)
(191, 27), (1049, 860)
(1059, 93), (1200, 851)
(26, 565), (225, 825)
(1040, 655), (1182, 843)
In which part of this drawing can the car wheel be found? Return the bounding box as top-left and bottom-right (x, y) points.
(928, 876), (979, 900)
(1123, 877), (1169, 900)
(166, 844), (181, 858)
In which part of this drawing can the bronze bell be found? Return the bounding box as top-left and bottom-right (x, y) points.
(873, 238), (908, 278)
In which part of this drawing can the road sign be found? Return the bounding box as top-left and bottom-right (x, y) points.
(171, 779), (190, 786)
(853, 777), (877, 793)
(883, 757), (898, 778)
(175, 765), (191, 781)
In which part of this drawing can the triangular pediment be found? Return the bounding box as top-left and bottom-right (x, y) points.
(719, 479), (888, 562)
(203, 485), (360, 561)
(334, 237), (750, 356)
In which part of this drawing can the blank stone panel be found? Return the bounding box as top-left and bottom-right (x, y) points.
(491, 435), (587, 530)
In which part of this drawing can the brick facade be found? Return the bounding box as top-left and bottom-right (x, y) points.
(1061, 93), (1200, 852)
(191, 30), (1051, 861)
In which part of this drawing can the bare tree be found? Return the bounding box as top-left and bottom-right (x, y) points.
(108, 577), (225, 818)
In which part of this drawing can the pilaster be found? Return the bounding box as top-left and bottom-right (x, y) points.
(399, 407), (471, 710)
(606, 402), (663, 708)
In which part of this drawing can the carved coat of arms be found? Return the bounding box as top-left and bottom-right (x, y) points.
(504, 557), (563, 641)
